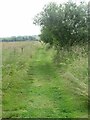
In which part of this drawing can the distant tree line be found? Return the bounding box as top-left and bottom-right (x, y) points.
(34, 1), (88, 51)
(0, 35), (39, 42)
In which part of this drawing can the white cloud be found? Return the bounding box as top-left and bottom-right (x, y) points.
(0, 0), (89, 37)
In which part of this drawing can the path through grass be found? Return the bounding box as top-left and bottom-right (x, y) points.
(2, 42), (88, 118)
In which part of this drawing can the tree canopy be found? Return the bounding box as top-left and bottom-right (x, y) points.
(34, 1), (88, 50)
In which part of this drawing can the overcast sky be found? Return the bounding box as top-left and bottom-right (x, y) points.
(0, 0), (89, 37)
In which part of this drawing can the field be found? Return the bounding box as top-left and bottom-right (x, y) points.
(0, 42), (2, 118)
(2, 41), (88, 118)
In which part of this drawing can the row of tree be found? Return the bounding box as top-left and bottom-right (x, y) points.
(0, 35), (39, 42)
(34, 1), (88, 50)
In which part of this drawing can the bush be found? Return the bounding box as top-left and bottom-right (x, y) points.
(34, 1), (88, 50)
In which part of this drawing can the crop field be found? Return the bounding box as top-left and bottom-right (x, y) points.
(2, 41), (88, 118)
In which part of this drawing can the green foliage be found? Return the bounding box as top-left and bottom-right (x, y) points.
(34, 1), (88, 49)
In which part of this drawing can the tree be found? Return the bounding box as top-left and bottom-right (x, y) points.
(33, 1), (88, 50)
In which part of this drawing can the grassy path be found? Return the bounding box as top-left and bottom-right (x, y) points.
(2, 42), (88, 118)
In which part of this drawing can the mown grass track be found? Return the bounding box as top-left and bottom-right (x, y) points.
(2, 41), (88, 118)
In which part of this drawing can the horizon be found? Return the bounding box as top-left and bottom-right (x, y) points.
(0, 34), (40, 39)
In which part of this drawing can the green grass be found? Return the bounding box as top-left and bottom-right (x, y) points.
(2, 41), (88, 118)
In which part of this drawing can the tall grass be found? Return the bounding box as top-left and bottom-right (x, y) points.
(53, 44), (88, 96)
(0, 42), (2, 118)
